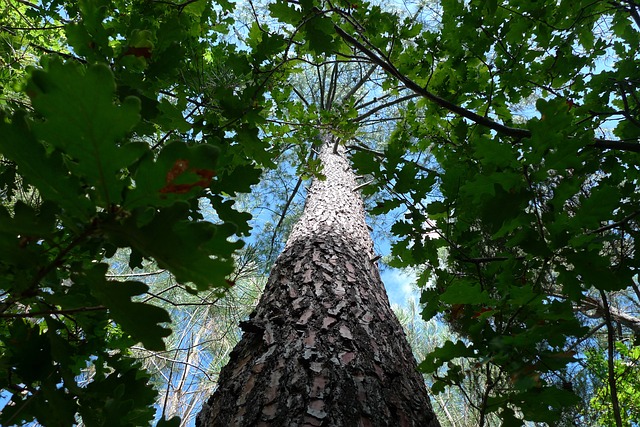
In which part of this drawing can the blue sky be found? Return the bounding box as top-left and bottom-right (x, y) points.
(381, 266), (419, 308)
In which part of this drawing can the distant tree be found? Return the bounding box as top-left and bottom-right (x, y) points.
(394, 298), (497, 427)
(112, 249), (264, 426)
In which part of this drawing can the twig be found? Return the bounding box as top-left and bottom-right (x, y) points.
(458, 256), (525, 264)
(588, 210), (640, 234)
(107, 270), (167, 278)
(355, 93), (420, 123)
(28, 43), (86, 63)
(599, 290), (624, 427)
(0, 305), (106, 318)
(333, 24), (529, 138)
(352, 180), (374, 192)
(567, 322), (606, 352)
(341, 64), (376, 102)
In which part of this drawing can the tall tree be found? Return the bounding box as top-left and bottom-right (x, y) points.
(197, 135), (440, 426)
(3, 0), (640, 424)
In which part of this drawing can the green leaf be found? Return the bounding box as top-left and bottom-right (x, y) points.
(124, 141), (219, 210)
(157, 98), (191, 133)
(371, 198), (402, 215)
(440, 280), (493, 305)
(211, 162), (262, 197)
(79, 356), (157, 426)
(103, 204), (239, 291)
(157, 416), (182, 427)
(269, 1), (303, 24)
(27, 59), (143, 207)
(474, 136), (516, 169)
(0, 200), (57, 237)
(251, 28), (287, 65)
(4, 320), (53, 384)
(516, 387), (581, 422)
(351, 150), (380, 175)
(304, 14), (339, 55)
(81, 264), (171, 351)
(0, 114), (93, 219)
(394, 163), (419, 193)
(419, 340), (475, 373)
(500, 407), (524, 427)
(577, 183), (621, 227)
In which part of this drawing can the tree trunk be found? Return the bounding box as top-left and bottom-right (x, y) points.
(197, 136), (440, 427)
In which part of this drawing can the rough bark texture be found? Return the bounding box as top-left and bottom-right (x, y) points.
(197, 138), (440, 427)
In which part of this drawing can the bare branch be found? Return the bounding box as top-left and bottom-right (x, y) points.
(341, 64), (377, 103)
(291, 86), (310, 107)
(326, 62), (340, 110)
(588, 210), (640, 234)
(107, 270), (167, 278)
(581, 295), (640, 334)
(355, 93), (420, 123)
(0, 305), (107, 318)
(352, 180), (374, 192)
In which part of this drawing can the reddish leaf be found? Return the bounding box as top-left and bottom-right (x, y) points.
(472, 307), (493, 318)
(159, 160), (215, 194)
(123, 46), (153, 58)
(165, 159), (190, 183)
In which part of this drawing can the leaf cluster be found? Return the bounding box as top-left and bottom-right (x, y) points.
(2, 0), (640, 424)
(330, 0), (640, 423)
(0, 0), (278, 424)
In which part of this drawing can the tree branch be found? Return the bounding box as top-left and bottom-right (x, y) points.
(333, 24), (530, 138)
(599, 290), (624, 427)
(107, 270), (167, 278)
(317, 64), (326, 110)
(567, 322), (606, 352)
(334, 24), (640, 153)
(13, 0), (41, 10)
(0, 305), (107, 318)
(580, 295), (640, 334)
(352, 180), (374, 192)
(590, 139), (640, 153)
(588, 210), (640, 234)
(616, 0), (640, 29)
(326, 61), (340, 110)
(355, 93), (420, 123)
(28, 43), (86, 63)
(291, 86), (310, 107)
(341, 64), (377, 103)
(458, 256), (525, 264)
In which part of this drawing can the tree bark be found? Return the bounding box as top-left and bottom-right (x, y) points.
(197, 137), (440, 427)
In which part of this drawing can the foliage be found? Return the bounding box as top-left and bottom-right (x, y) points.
(295, 0), (639, 424)
(0, 0), (273, 425)
(111, 247), (264, 426)
(2, 0), (640, 425)
(394, 298), (502, 426)
(586, 341), (640, 426)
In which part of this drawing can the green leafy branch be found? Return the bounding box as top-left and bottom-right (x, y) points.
(332, 21), (640, 152)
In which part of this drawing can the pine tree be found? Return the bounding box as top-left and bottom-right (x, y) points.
(197, 135), (440, 426)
